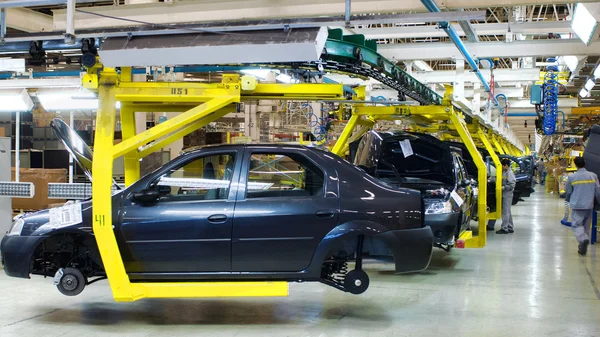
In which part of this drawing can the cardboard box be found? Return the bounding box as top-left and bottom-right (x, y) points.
(0, 127), (5, 137)
(11, 168), (67, 210)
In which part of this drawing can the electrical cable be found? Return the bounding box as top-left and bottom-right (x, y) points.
(289, 102), (329, 142)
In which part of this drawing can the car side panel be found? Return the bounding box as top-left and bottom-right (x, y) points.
(231, 147), (340, 272)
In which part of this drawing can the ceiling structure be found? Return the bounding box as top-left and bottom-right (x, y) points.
(0, 0), (598, 146)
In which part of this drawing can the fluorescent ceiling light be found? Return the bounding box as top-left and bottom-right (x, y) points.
(240, 69), (278, 79)
(585, 78), (596, 91)
(0, 89), (34, 112)
(571, 3), (599, 45)
(276, 73), (297, 83)
(37, 89), (98, 111)
(594, 66), (600, 79)
(562, 55), (579, 72)
(580, 88), (590, 98)
(412, 60), (433, 72)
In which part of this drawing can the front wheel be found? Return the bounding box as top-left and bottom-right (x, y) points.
(54, 268), (86, 296)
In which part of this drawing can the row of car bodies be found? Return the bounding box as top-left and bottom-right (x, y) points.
(1, 121), (530, 296)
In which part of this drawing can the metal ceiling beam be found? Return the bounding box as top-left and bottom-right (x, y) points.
(354, 21), (572, 39)
(50, 0), (589, 30)
(379, 39), (600, 60)
(53, 7), (486, 31)
(0, 11), (485, 42)
(412, 68), (540, 84)
(456, 9), (479, 43)
(6, 8), (52, 32)
(0, 0), (101, 8)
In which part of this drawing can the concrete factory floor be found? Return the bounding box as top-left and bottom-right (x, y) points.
(1, 190), (599, 337)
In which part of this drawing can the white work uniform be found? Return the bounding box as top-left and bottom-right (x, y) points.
(565, 168), (600, 244)
(501, 168), (516, 231)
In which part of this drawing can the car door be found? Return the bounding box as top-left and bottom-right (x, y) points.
(231, 148), (338, 272)
(117, 149), (241, 274)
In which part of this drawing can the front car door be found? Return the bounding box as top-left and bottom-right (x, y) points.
(117, 148), (241, 275)
(231, 147), (339, 272)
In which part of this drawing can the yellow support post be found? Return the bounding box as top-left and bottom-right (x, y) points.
(500, 141), (511, 156)
(492, 136), (505, 155)
(525, 145), (530, 155)
(92, 68), (136, 301)
(477, 129), (503, 221)
(331, 114), (360, 156)
(120, 104), (140, 186)
(448, 110), (486, 248)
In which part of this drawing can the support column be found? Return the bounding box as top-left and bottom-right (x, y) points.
(331, 114), (360, 156)
(448, 112), (487, 248)
(92, 68), (134, 301)
(453, 58), (465, 102)
(120, 104), (140, 186)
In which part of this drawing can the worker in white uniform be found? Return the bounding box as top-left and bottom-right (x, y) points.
(564, 157), (600, 255)
(496, 159), (516, 234)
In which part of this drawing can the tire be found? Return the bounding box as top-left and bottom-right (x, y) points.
(56, 268), (86, 296)
(344, 270), (369, 295)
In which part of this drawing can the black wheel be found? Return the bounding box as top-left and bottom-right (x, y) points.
(56, 268), (86, 296)
(344, 270), (369, 295)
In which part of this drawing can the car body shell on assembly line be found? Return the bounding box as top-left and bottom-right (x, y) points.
(1, 119), (433, 295)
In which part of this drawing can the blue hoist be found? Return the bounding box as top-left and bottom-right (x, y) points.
(532, 57), (559, 135)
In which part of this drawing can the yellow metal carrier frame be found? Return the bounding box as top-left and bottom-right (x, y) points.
(85, 66), (523, 302)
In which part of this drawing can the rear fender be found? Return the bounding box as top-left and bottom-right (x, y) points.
(305, 221), (389, 276)
(308, 221), (433, 275)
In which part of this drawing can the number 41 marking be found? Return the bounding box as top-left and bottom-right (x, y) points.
(95, 214), (106, 227)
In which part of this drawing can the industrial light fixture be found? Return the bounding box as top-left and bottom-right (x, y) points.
(594, 66), (600, 79)
(571, 3), (600, 45)
(412, 60), (433, 72)
(240, 69), (276, 80)
(562, 55), (579, 72)
(37, 89), (98, 111)
(0, 89), (34, 112)
(585, 78), (596, 91)
(579, 88), (591, 98)
(276, 73), (298, 83)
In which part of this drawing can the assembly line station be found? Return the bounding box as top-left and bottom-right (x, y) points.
(0, 1), (599, 336)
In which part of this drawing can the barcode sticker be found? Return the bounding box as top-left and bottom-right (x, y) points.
(49, 202), (83, 228)
(399, 140), (414, 158)
(450, 190), (464, 207)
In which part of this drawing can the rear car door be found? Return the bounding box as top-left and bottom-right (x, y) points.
(118, 149), (240, 274)
(231, 148), (338, 272)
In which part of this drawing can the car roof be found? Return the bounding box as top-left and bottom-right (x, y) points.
(376, 130), (451, 148)
(181, 143), (321, 154)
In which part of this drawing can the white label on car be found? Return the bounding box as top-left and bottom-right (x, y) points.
(49, 201), (83, 227)
(450, 190), (464, 207)
(399, 139), (414, 157)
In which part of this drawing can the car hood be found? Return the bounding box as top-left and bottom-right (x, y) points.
(354, 130), (455, 186)
(50, 118), (93, 182)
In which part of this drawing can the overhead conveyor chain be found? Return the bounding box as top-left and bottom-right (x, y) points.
(245, 29), (443, 105)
